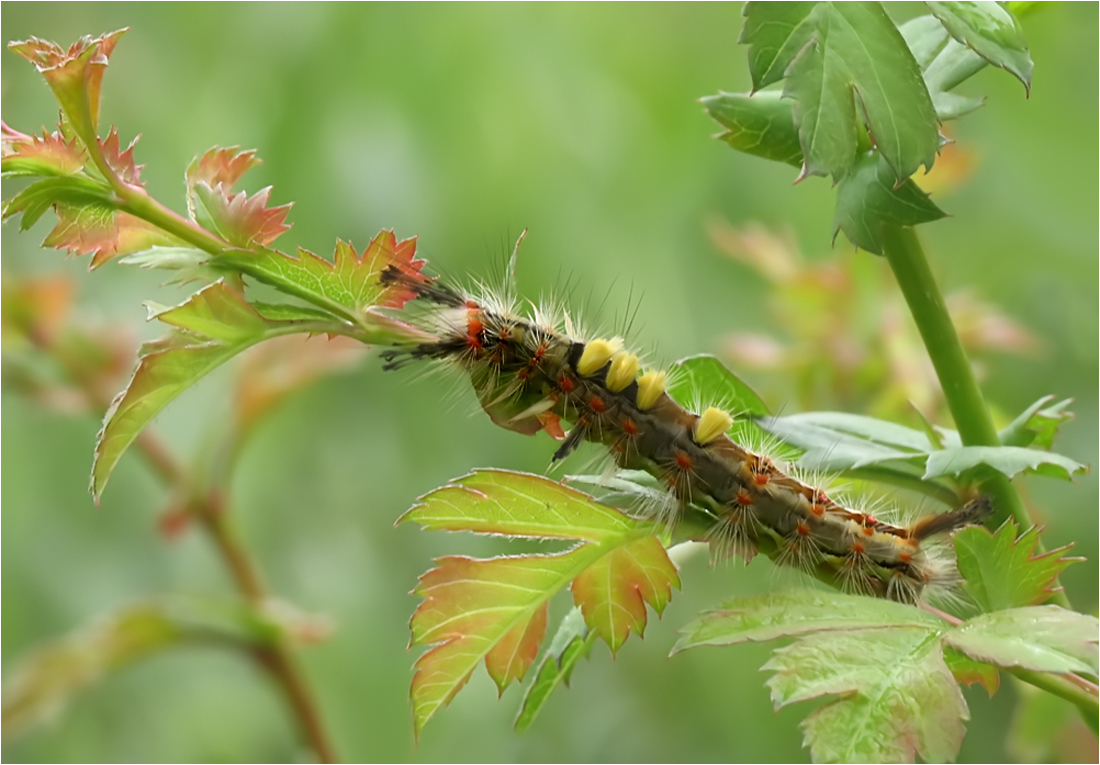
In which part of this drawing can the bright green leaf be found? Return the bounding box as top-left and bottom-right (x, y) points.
(927, 1), (1033, 92)
(766, 629), (967, 764)
(755, 412), (918, 470)
(943, 645), (1000, 696)
(701, 91), (803, 167)
(946, 606), (1099, 675)
(833, 152), (946, 255)
(953, 520), (1082, 611)
(998, 395), (1074, 450)
(93, 282), (343, 500)
(673, 589), (942, 653)
(571, 535), (680, 655)
(923, 445), (1087, 481)
(1, 175), (113, 231)
(739, 2), (816, 91)
(400, 469), (642, 544)
(784, 3), (940, 182)
(514, 607), (596, 733)
(668, 354), (770, 416)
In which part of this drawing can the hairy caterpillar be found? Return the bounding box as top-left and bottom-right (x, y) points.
(378, 259), (991, 604)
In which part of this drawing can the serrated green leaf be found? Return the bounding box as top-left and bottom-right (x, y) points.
(927, 1), (1033, 92)
(833, 152), (946, 255)
(772, 411), (935, 451)
(783, 3), (940, 183)
(2, 596), (275, 738)
(946, 606), (1098, 675)
(118, 246), (210, 271)
(755, 412), (918, 470)
(0, 129), (86, 178)
(674, 590), (943, 653)
(899, 15), (951, 70)
(998, 395), (1074, 450)
(766, 629), (967, 764)
(701, 91), (803, 167)
(1, 175), (113, 230)
(191, 182), (292, 249)
(668, 354), (769, 416)
(93, 282), (344, 500)
(923, 445), (1087, 481)
(218, 230), (428, 325)
(953, 521), (1082, 611)
(943, 645), (1000, 696)
(739, 2), (817, 91)
(900, 15), (987, 121)
(570, 535), (679, 655)
(514, 607), (596, 733)
(400, 470), (643, 543)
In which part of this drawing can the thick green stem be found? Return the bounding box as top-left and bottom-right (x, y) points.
(881, 223), (1074, 560)
(1008, 668), (1099, 733)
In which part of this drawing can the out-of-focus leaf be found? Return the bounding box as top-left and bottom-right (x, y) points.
(1007, 680), (1095, 764)
(402, 470), (676, 735)
(945, 606), (1099, 675)
(1, 597), (275, 738)
(570, 535), (679, 654)
(923, 445), (1087, 481)
(739, 2), (816, 91)
(673, 589), (942, 653)
(833, 152), (946, 255)
(92, 281), (347, 500)
(514, 607), (596, 733)
(926, 1), (1033, 91)
(401, 469), (637, 543)
(900, 16), (986, 120)
(943, 645), (1000, 696)
(782, 3), (940, 183)
(998, 395), (1074, 450)
(668, 354), (769, 416)
(7, 29), (128, 148)
(117, 246), (211, 271)
(0, 126), (86, 177)
(701, 91), (803, 167)
(953, 521), (1082, 611)
(220, 230), (430, 323)
(766, 628), (967, 764)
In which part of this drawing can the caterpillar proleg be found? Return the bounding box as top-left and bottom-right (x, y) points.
(379, 261), (992, 603)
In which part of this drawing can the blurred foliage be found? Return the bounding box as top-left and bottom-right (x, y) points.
(2, 3), (1096, 763)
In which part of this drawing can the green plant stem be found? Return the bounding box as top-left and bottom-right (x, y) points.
(119, 186), (230, 256)
(880, 225), (1070, 606)
(1008, 668), (1099, 733)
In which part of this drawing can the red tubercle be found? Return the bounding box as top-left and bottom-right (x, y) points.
(752, 472), (770, 487)
(735, 489), (754, 507)
(750, 456), (774, 486)
(850, 540), (866, 556)
(795, 521), (811, 538)
(620, 418), (638, 436)
(588, 396), (607, 413)
(558, 376), (576, 393)
(674, 451), (693, 471)
(860, 525), (875, 538)
(809, 502), (826, 518)
(464, 299), (480, 309)
(898, 550), (913, 565)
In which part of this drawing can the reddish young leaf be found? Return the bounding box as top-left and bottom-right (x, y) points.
(222, 230), (430, 320)
(570, 536), (680, 654)
(7, 29), (128, 148)
(191, 183), (292, 248)
(97, 127), (142, 185)
(485, 602), (549, 696)
(186, 146), (260, 194)
(42, 203), (179, 267)
(0, 125), (86, 177)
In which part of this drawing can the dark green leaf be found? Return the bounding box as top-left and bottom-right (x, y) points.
(739, 2), (817, 91)
(998, 396), (1074, 450)
(923, 445), (1087, 481)
(943, 645), (1000, 696)
(927, 1), (1033, 92)
(674, 590), (942, 652)
(766, 629), (967, 764)
(900, 16), (986, 120)
(514, 607), (596, 733)
(701, 91), (803, 167)
(953, 520), (1082, 612)
(784, 3), (940, 182)
(833, 152), (947, 255)
(946, 606), (1098, 675)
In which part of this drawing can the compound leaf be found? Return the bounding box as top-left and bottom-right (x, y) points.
(953, 521), (1081, 612)
(946, 606), (1099, 675)
(766, 628), (967, 764)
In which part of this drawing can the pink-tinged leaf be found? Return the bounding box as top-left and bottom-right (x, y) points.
(1, 125), (86, 177)
(953, 520), (1083, 612)
(191, 182), (292, 248)
(400, 469), (640, 543)
(409, 548), (608, 738)
(485, 602), (548, 695)
(97, 128), (142, 185)
(42, 201), (179, 266)
(571, 535), (680, 655)
(186, 146), (260, 193)
(945, 606), (1099, 675)
(221, 229), (430, 322)
(93, 281), (349, 500)
(8, 30), (128, 148)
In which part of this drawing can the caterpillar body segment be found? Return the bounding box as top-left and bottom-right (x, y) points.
(379, 276), (992, 603)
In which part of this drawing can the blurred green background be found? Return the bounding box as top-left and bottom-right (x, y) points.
(2, 3), (1096, 762)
